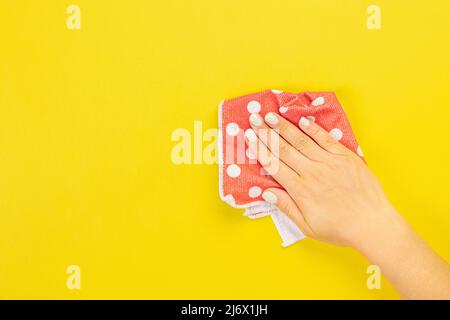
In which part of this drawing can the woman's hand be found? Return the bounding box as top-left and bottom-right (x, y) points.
(244, 112), (450, 299)
(245, 112), (399, 248)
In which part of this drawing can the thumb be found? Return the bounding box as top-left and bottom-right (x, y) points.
(262, 188), (313, 237)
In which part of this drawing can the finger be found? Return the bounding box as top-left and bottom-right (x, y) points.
(261, 188), (313, 237)
(244, 128), (302, 194)
(248, 113), (310, 173)
(297, 117), (350, 155)
(264, 112), (329, 161)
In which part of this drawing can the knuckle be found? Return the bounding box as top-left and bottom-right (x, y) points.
(306, 165), (325, 182)
(261, 156), (277, 175)
(278, 141), (291, 155)
(289, 173), (304, 189)
(328, 153), (349, 170)
(308, 125), (321, 137)
(292, 134), (309, 151)
(284, 200), (297, 217)
(323, 133), (338, 146)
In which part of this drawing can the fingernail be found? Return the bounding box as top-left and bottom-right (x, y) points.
(249, 113), (263, 127)
(264, 112), (278, 126)
(299, 117), (310, 127)
(279, 106), (288, 114)
(245, 128), (257, 142)
(262, 191), (277, 204)
(246, 148), (256, 159)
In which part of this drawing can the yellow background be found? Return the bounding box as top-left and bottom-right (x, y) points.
(1, 0), (449, 299)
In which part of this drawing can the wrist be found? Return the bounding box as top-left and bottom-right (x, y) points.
(352, 204), (414, 264)
(351, 205), (450, 299)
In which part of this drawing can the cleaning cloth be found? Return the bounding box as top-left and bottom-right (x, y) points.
(218, 90), (363, 246)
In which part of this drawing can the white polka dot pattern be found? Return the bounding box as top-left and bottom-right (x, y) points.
(279, 106), (288, 114)
(226, 123), (240, 136)
(271, 89), (283, 94)
(226, 164), (241, 178)
(248, 186), (262, 198)
(312, 97), (325, 107)
(329, 128), (343, 141)
(247, 100), (261, 113)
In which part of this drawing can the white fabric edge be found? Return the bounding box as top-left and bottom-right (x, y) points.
(271, 210), (306, 247)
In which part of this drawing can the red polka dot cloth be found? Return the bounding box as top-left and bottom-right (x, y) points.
(218, 90), (364, 246)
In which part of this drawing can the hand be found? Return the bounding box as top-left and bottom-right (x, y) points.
(245, 112), (399, 248)
(244, 112), (450, 299)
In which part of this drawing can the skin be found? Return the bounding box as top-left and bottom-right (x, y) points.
(245, 112), (450, 300)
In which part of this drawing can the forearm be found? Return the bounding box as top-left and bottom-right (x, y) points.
(355, 206), (450, 299)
